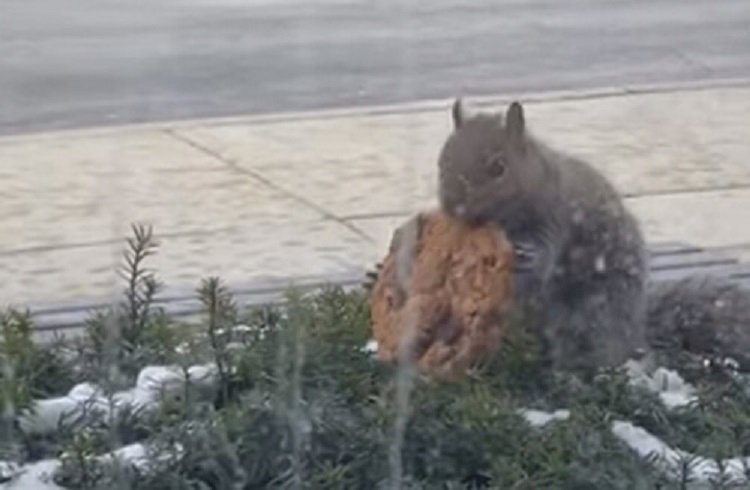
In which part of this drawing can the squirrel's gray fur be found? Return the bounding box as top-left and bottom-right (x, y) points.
(437, 99), (648, 370)
(647, 276), (750, 371)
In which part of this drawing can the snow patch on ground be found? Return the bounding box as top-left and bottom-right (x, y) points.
(362, 339), (378, 355)
(520, 404), (750, 488)
(17, 363), (217, 436)
(613, 420), (750, 486)
(520, 409), (571, 428)
(0, 442), (181, 490)
(0, 459), (62, 490)
(624, 359), (697, 409)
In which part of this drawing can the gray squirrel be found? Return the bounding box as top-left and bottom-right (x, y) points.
(366, 99), (750, 372)
(438, 99), (648, 371)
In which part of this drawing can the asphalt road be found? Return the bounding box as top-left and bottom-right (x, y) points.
(1, 0), (750, 135)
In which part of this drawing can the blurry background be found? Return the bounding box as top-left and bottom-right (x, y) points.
(1, 0), (750, 331)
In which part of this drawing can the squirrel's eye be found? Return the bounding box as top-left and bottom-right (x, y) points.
(487, 156), (506, 178)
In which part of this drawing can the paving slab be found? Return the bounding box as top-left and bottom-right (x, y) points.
(627, 189), (750, 259)
(525, 88), (750, 197)
(172, 112), (442, 219)
(0, 130), (324, 252)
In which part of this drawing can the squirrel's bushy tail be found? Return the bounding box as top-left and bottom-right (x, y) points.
(647, 276), (750, 370)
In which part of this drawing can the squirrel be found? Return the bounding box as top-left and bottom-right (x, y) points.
(437, 99), (648, 371)
(366, 98), (750, 373)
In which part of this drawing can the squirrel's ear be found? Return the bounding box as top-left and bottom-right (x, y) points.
(452, 98), (468, 129)
(505, 101), (525, 140)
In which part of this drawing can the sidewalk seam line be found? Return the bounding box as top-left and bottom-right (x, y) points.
(0, 226), (240, 257)
(622, 183), (750, 199)
(162, 128), (376, 244)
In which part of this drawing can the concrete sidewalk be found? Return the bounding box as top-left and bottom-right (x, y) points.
(2, 82), (750, 322)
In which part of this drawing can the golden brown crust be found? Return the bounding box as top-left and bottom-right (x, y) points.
(369, 209), (515, 379)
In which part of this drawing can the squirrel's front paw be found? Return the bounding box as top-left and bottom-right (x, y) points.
(513, 242), (538, 271)
(362, 262), (383, 292)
